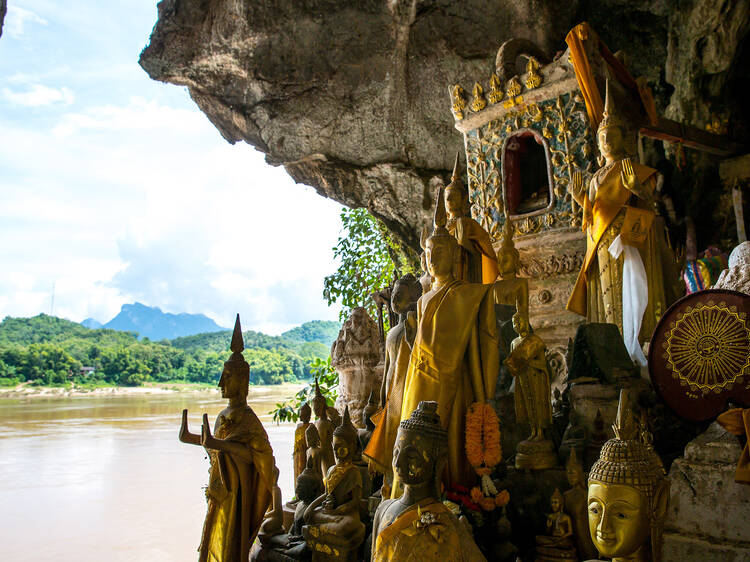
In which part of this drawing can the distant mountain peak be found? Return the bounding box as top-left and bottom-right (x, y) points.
(102, 302), (225, 340)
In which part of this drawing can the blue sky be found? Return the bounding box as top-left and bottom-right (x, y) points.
(0, 1), (343, 334)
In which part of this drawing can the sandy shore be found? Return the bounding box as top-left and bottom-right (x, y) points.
(0, 381), (306, 399)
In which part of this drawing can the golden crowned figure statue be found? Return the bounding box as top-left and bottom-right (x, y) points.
(492, 215), (529, 325)
(587, 390), (669, 562)
(398, 185), (499, 489)
(567, 81), (680, 364)
(179, 315), (276, 562)
(372, 401), (486, 562)
(445, 152), (500, 284)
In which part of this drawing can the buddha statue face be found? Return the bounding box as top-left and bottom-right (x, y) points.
(218, 361), (248, 400)
(512, 312), (529, 337)
(333, 436), (353, 463)
(305, 424), (321, 448)
(391, 281), (412, 315)
(392, 429), (432, 486)
(597, 125), (625, 161)
(566, 461), (583, 487)
(426, 236), (455, 279)
(444, 184), (466, 217)
(311, 395), (326, 419)
(588, 482), (650, 558)
(300, 402), (312, 424)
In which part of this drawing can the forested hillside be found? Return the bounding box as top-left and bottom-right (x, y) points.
(0, 315), (337, 387)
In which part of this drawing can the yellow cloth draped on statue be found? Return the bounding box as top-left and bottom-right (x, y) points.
(566, 160), (676, 341)
(400, 280), (499, 487)
(447, 216), (499, 284)
(200, 407), (275, 562)
(372, 499), (486, 562)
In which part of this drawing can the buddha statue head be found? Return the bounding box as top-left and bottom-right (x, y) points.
(566, 448), (585, 489)
(332, 406), (358, 464)
(305, 422), (321, 449)
(426, 185), (459, 282)
(588, 389), (668, 562)
(327, 407), (342, 428)
(219, 315), (250, 401)
(550, 488), (564, 513)
(391, 273), (422, 316)
(444, 152), (469, 219)
(362, 390), (378, 431)
(497, 216), (520, 277)
(299, 401), (312, 424)
(392, 401), (448, 496)
(597, 80), (629, 163)
(311, 378), (328, 421)
(511, 311), (530, 338)
(296, 464), (324, 506)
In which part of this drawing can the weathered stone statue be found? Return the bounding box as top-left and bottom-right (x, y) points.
(504, 312), (555, 469)
(399, 186), (499, 487)
(294, 402), (313, 486)
(311, 380), (335, 472)
(418, 226), (433, 294)
(713, 241), (750, 294)
(535, 488), (577, 562)
(364, 273), (421, 488)
(563, 448), (598, 560)
(445, 152), (499, 284)
(305, 423), (327, 486)
(327, 407), (342, 429)
(588, 389), (669, 562)
(567, 81), (680, 364)
(357, 390), (378, 453)
(371, 401), (486, 562)
(303, 406), (366, 561)
(179, 314), (276, 562)
(258, 467), (284, 543)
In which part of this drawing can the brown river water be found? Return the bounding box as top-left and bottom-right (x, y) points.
(0, 386), (299, 561)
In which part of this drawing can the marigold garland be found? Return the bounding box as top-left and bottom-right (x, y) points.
(465, 401), (502, 472)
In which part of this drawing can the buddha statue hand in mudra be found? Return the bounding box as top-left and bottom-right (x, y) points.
(302, 406), (366, 561)
(587, 389), (668, 562)
(372, 401), (486, 562)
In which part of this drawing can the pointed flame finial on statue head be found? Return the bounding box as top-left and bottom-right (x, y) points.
(598, 79), (625, 132)
(612, 388), (638, 441)
(230, 314), (244, 354)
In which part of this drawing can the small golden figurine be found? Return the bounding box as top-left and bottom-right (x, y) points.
(491, 215), (529, 321)
(372, 401), (487, 562)
(525, 56), (543, 90)
(451, 84), (468, 120)
(564, 448), (598, 560)
(535, 488), (577, 562)
(488, 73), (504, 104)
(179, 315), (276, 562)
(445, 152), (499, 284)
(470, 82), (487, 112)
(505, 312), (556, 470)
(294, 402), (313, 485)
(587, 389), (669, 562)
(303, 406), (366, 561)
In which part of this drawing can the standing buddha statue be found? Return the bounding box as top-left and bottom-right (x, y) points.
(587, 389), (669, 562)
(293, 402), (313, 486)
(567, 80), (680, 364)
(311, 379), (335, 471)
(492, 215), (529, 321)
(445, 152), (500, 284)
(179, 315), (276, 562)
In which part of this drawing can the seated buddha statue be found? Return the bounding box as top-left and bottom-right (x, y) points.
(371, 401), (486, 562)
(302, 406), (366, 561)
(587, 390), (669, 562)
(535, 488), (577, 562)
(305, 423), (327, 486)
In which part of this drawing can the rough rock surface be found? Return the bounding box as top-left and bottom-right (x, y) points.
(0, 0), (6, 38)
(714, 241), (750, 294)
(139, 0), (750, 251)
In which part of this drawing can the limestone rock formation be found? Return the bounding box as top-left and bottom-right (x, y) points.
(139, 1), (749, 251)
(714, 241), (750, 295)
(0, 0), (7, 38)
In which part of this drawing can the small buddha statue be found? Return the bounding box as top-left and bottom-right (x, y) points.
(444, 152), (499, 284)
(371, 401), (486, 562)
(491, 216), (530, 322)
(258, 467), (284, 543)
(327, 407), (342, 429)
(311, 379), (335, 471)
(179, 315), (276, 562)
(535, 488), (577, 562)
(491, 508), (519, 562)
(564, 449), (598, 560)
(418, 226), (433, 294)
(358, 390), (378, 453)
(559, 407), (589, 467)
(294, 402), (313, 486)
(364, 273), (422, 489)
(587, 389), (669, 562)
(504, 311), (556, 469)
(303, 406), (366, 561)
(305, 423), (328, 485)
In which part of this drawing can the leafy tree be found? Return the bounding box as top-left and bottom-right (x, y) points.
(271, 356), (338, 423)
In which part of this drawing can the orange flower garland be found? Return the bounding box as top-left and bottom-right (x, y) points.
(465, 401), (502, 474)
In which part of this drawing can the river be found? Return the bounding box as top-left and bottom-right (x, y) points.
(0, 386), (299, 561)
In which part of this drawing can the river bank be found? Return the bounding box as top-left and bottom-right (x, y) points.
(0, 381), (306, 399)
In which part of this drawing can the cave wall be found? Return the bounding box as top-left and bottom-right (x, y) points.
(140, 0), (750, 252)
(0, 0), (7, 38)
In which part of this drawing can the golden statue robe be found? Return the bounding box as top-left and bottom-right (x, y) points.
(506, 333), (552, 430)
(400, 280), (499, 486)
(567, 161), (678, 341)
(372, 499), (486, 562)
(293, 421), (310, 484)
(447, 216), (499, 284)
(199, 407), (275, 562)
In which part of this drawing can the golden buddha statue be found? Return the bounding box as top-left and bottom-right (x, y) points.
(504, 312), (555, 469)
(445, 152), (500, 284)
(491, 216), (529, 321)
(587, 390), (669, 562)
(365, 273), (422, 489)
(371, 401), (486, 562)
(179, 315), (276, 562)
(311, 379), (335, 471)
(567, 81), (680, 363)
(305, 423), (327, 485)
(303, 406), (366, 561)
(294, 401), (313, 486)
(399, 185), (499, 488)
(564, 448), (598, 560)
(535, 488), (577, 562)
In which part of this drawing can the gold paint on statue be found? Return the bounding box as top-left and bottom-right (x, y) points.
(505, 76), (522, 99)
(179, 315), (276, 562)
(294, 402), (312, 485)
(488, 73), (504, 104)
(372, 402), (487, 562)
(312, 379), (335, 473)
(535, 488), (577, 562)
(451, 85), (467, 120)
(470, 82), (487, 112)
(588, 390), (669, 562)
(491, 216), (529, 321)
(525, 57), (543, 90)
(564, 449), (598, 559)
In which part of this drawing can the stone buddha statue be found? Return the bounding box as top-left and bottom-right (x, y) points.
(445, 152), (499, 284)
(567, 80), (680, 364)
(303, 406), (366, 561)
(179, 314), (276, 562)
(294, 402), (313, 486)
(504, 311), (556, 469)
(311, 379), (335, 471)
(398, 185), (499, 488)
(563, 448), (598, 560)
(305, 423), (327, 486)
(587, 390), (669, 562)
(535, 488), (577, 562)
(364, 273), (421, 491)
(371, 401), (486, 562)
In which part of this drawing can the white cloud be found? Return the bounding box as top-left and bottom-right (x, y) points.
(4, 6), (48, 39)
(3, 84), (74, 107)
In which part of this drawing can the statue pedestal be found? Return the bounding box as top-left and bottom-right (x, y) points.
(662, 423), (750, 562)
(515, 439), (557, 470)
